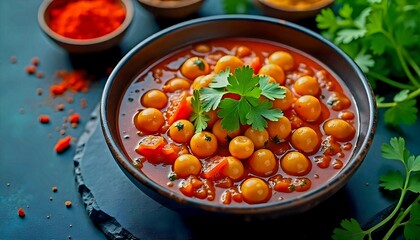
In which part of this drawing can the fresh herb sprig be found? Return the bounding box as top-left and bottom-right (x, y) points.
(190, 66), (285, 133)
(332, 137), (420, 240)
(316, 0), (420, 126)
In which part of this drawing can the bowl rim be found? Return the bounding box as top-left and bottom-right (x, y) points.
(37, 0), (134, 46)
(101, 14), (377, 215)
(137, 0), (204, 8)
(257, 0), (334, 12)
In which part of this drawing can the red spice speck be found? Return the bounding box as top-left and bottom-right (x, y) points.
(56, 103), (65, 111)
(18, 208), (25, 218)
(36, 71), (44, 79)
(65, 201), (72, 208)
(80, 98), (87, 108)
(39, 115), (50, 124)
(54, 136), (71, 153)
(31, 57), (39, 66)
(36, 88), (43, 96)
(52, 186), (58, 192)
(68, 113), (80, 123)
(26, 65), (36, 74)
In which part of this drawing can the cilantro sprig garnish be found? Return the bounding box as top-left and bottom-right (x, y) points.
(190, 90), (210, 133)
(191, 66), (285, 133)
(316, 0), (420, 126)
(332, 137), (420, 240)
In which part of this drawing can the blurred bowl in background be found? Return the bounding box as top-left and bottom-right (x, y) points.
(254, 0), (334, 21)
(137, 0), (205, 19)
(38, 0), (134, 54)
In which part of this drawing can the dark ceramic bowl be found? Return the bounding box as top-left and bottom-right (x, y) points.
(38, 0), (134, 54)
(101, 15), (377, 219)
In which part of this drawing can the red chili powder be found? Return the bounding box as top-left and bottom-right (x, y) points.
(50, 70), (91, 96)
(48, 0), (126, 40)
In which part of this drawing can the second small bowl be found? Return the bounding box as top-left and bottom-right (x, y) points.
(137, 0), (205, 19)
(38, 0), (134, 54)
(254, 0), (334, 22)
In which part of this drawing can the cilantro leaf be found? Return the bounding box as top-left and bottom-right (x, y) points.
(218, 98), (246, 132)
(354, 51), (374, 73)
(394, 89), (410, 102)
(379, 170), (404, 191)
(336, 29), (367, 44)
(222, 0), (250, 14)
(407, 173), (420, 193)
(316, 8), (339, 32)
(190, 90), (210, 133)
(408, 156), (420, 172)
(209, 68), (230, 88)
(381, 137), (408, 162)
(245, 100), (283, 130)
(404, 202), (420, 240)
(227, 66), (260, 98)
(200, 87), (227, 111)
(384, 99), (418, 126)
(332, 218), (365, 240)
(259, 76), (285, 100)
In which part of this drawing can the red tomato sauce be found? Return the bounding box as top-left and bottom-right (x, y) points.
(117, 38), (359, 205)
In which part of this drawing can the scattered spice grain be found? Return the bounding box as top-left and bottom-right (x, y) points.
(65, 200), (72, 208)
(39, 115), (50, 124)
(36, 88), (43, 96)
(31, 57), (39, 66)
(25, 65), (36, 74)
(68, 113), (80, 123)
(54, 136), (71, 153)
(10, 56), (17, 64)
(17, 208), (25, 218)
(52, 186), (58, 192)
(56, 103), (65, 111)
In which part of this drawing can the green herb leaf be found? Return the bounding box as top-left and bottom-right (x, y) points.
(259, 76), (285, 100)
(408, 156), (420, 172)
(227, 66), (261, 98)
(407, 173), (420, 193)
(210, 68), (230, 88)
(379, 170), (404, 191)
(404, 202), (420, 240)
(332, 218), (365, 240)
(190, 90), (210, 133)
(200, 87), (227, 112)
(384, 99), (418, 126)
(222, 0), (250, 14)
(245, 100), (283, 130)
(218, 98), (246, 132)
(381, 137), (408, 162)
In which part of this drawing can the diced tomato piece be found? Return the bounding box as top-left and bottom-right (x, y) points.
(201, 155), (228, 180)
(166, 91), (193, 126)
(136, 136), (165, 160)
(250, 57), (261, 74)
(161, 143), (182, 164)
(294, 178), (312, 192)
(180, 178), (195, 197)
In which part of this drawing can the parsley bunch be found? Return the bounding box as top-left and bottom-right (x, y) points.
(316, 0), (420, 126)
(190, 66), (285, 133)
(333, 137), (420, 240)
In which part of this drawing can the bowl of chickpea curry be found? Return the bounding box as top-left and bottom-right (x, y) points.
(101, 15), (377, 218)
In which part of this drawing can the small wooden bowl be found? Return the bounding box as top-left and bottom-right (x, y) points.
(38, 0), (134, 54)
(255, 0), (334, 22)
(137, 0), (205, 19)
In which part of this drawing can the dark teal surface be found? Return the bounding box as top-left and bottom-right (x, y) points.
(0, 1), (418, 239)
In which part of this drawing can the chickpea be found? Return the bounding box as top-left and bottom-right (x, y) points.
(258, 63), (285, 85)
(191, 74), (215, 90)
(272, 86), (294, 111)
(293, 76), (320, 96)
(212, 119), (241, 145)
(214, 55), (244, 74)
(248, 149), (277, 176)
(267, 116), (292, 142)
(174, 154), (202, 178)
(229, 136), (254, 159)
(244, 127), (269, 149)
(190, 131), (218, 158)
(141, 89), (168, 109)
(181, 57), (210, 80)
(241, 177), (270, 204)
(194, 44), (211, 53)
(163, 78), (191, 93)
(294, 95), (322, 122)
(291, 127), (319, 153)
(221, 156), (244, 181)
(268, 51), (294, 71)
(323, 119), (356, 141)
(236, 46), (251, 58)
(169, 119), (195, 143)
(281, 151), (312, 176)
(134, 108), (164, 133)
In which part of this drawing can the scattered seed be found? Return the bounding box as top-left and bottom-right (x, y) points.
(49, 197), (53, 201)
(52, 186), (58, 192)
(31, 57), (39, 66)
(10, 56), (17, 64)
(36, 88), (43, 96)
(56, 103), (65, 111)
(25, 65), (36, 74)
(39, 115), (50, 124)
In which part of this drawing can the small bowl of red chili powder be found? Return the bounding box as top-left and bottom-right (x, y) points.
(38, 0), (134, 54)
